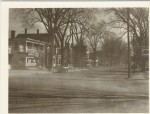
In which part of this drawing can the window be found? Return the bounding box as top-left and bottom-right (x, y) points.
(34, 44), (38, 50)
(58, 58), (61, 65)
(14, 42), (18, 50)
(39, 45), (44, 51)
(56, 48), (61, 55)
(27, 58), (32, 63)
(32, 59), (36, 63)
(20, 58), (25, 64)
(53, 58), (56, 64)
(27, 58), (37, 63)
(56, 48), (58, 54)
(56, 58), (58, 65)
(27, 42), (32, 49)
(19, 44), (24, 52)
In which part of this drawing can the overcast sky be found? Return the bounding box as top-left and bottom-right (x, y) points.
(9, 8), (124, 40)
(9, 9), (47, 37)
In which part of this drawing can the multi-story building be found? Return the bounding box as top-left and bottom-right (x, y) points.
(9, 29), (63, 69)
(53, 47), (61, 67)
(10, 29), (49, 69)
(86, 50), (99, 67)
(9, 31), (15, 69)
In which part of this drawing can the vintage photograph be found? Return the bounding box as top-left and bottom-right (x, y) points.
(9, 8), (149, 113)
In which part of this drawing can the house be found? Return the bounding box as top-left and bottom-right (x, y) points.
(9, 29), (49, 69)
(52, 47), (61, 67)
(9, 29), (63, 69)
(86, 50), (99, 67)
(9, 31), (15, 69)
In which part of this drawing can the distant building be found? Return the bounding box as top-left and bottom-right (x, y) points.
(86, 50), (91, 67)
(53, 47), (61, 67)
(86, 50), (99, 67)
(9, 31), (15, 69)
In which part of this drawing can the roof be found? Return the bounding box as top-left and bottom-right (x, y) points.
(16, 34), (50, 42)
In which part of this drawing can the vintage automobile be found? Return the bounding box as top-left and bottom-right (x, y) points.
(53, 64), (74, 73)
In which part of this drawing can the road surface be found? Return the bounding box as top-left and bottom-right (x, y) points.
(9, 65), (149, 113)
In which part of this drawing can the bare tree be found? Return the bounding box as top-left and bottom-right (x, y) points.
(86, 21), (106, 66)
(17, 8), (73, 69)
(54, 9), (88, 66)
(106, 8), (149, 70)
(68, 22), (88, 67)
(16, 8), (90, 69)
(101, 32), (127, 66)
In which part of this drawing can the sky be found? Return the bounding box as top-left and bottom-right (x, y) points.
(9, 9), (47, 38)
(9, 8), (125, 43)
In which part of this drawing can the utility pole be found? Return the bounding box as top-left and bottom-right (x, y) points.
(127, 8), (131, 78)
(133, 31), (136, 73)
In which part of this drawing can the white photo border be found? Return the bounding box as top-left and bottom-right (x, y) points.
(0, 1), (150, 114)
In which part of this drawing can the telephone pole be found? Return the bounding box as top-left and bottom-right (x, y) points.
(127, 8), (131, 78)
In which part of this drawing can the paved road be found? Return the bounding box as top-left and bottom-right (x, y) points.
(9, 65), (149, 113)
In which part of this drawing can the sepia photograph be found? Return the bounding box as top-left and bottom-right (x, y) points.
(7, 4), (149, 113)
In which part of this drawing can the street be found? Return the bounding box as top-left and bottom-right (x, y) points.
(9, 65), (149, 113)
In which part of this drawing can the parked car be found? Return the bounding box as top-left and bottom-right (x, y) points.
(53, 66), (68, 73)
(53, 64), (74, 73)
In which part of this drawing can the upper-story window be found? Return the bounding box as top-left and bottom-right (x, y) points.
(14, 42), (18, 50)
(34, 44), (38, 50)
(56, 48), (61, 55)
(19, 44), (24, 52)
(27, 42), (32, 49)
(39, 45), (44, 51)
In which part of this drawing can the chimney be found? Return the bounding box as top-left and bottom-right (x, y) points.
(25, 29), (27, 34)
(37, 29), (39, 34)
(11, 30), (15, 39)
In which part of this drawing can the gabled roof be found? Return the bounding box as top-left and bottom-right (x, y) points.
(16, 34), (50, 42)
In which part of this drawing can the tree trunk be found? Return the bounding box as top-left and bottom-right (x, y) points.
(48, 32), (54, 70)
(45, 44), (48, 68)
(49, 40), (54, 70)
(93, 49), (96, 67)
(61, 41), (64, 66)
